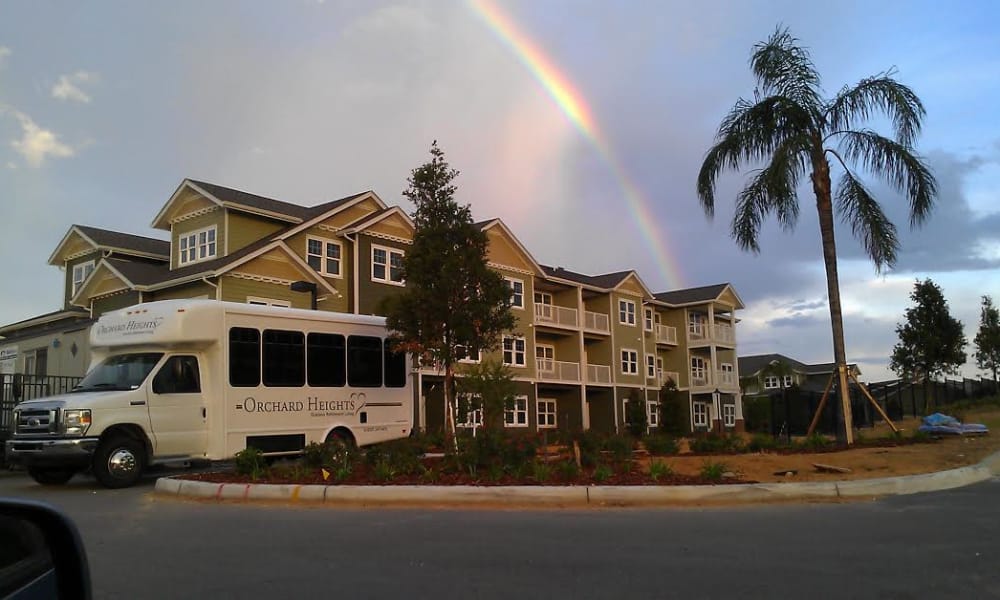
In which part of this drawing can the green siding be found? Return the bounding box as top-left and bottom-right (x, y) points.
(64, 252), (101, 308)
(611, 294), (645, 386)
(356, 234), (408, 316)
(220, 278), (308, 308)
(285, 227), (351, 313)
(586, 388), (615, 434)
(91, 291), (141, 317)
(227, 212), (286, 253)
(149, 281), (216, 302)
(172, 212), (225, 269)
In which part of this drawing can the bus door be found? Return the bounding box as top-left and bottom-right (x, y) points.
(148, 354), (209, 457)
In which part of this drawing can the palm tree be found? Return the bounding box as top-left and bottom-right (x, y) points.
(697, 28), (937, 443)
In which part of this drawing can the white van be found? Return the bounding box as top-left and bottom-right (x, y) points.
(5, 299), (413, 488)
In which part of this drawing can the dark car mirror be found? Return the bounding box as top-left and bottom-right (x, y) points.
(0, 498), (91, 599)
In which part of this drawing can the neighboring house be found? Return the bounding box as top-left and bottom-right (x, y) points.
(0, 178), (747, 434)
(738, 353), (861, 396)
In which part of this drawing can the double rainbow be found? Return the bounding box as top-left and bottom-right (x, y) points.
(470, 0), (684, 290)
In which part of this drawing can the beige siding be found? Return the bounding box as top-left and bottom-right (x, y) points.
(171, 211), (225, 269)
(327, 199), (381, 229)
(366, 213), (413, 241)
(486, 228), (534, 273)
(617, 275), (645, 297)
(149, 281), (217, 301)
(227, 212), (285, 253)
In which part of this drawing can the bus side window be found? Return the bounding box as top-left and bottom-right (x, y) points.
(229, 327), (261, 387)
(263, 329), (305, 387)
(384, 339), (406, 388)
(153, 356), (201, 394)
(307, 333), (345, 387)
(347, 336), (381, 388)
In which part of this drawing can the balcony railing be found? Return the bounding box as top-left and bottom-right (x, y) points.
(713, 323), (735, 344)
(690, 370), (709, 388)
(536, 359), (580, 383)
(715, 369), (737, 389)
(658, 371), (680, 388)
(583, 310), (610, 333)
(534, 303), (578, 328)
(586, 364), (612, 384)
(687, 322), (735, 344)
(655, 324), (677, 345)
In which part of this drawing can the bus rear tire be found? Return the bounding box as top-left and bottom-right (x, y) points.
(27, 467), (76, 486)
(325, 428), (355, 448)
(93, 436), (145, 489)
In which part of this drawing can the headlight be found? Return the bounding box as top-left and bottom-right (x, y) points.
(62, 409), (92, 436)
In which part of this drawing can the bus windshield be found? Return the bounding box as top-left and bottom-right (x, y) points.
(72, 353), (164, 392)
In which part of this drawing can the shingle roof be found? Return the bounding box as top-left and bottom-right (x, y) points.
(0, 307), (91, 335)
(541, 265), (632, 289)
(187, 179), (313, 221)
(75, 226), (169, 258)
(738, 353), (856, 377)
(104, 258), (172, 286)
(654, 283), (730, 305)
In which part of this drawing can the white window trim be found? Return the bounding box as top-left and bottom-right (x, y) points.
(503, 335), (527, 368)
(506, 277), (525, 310)
(647, 401), (659, 427)
(644, 308), (653, 331)
(457, 346), (481, 364)
(621, 349), (638, 375)
(534, 291), (553, 305)
(537, 398), (557, 429)
(306, 236), (343, 278)
(646, 354), (656, 379)
(247, 297), (291, 308)
(504, 395), (529, 428)
(619, 299), (636, 326)
(783, 375), (794, 387)
(455, 393), (483, 429)
(722, 403), (736, 427)
(71, 260), (95, 296)
(178, 225), (218, 266)
(693, 402), (709, 427)
(691, 356), (707, 378)
(763, 375), (780, 390)
(371, 244), (405, 286)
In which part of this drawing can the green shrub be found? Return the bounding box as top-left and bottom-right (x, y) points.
(625, 394), (649, 438)
(234, 446), (267, 480)
(690, 434), (744, 454)
(365, 438), (422, 476)
(603, 434), (635, 463)
(648, 460), (674, 482)
(642, 435), (679, 455)
(420, 466), (439, 483)
(531, 461), (552, 483)
(592, 464), (613, 483)
(303, 440), (359, 471)
(798, 433), (832, 451)
(700, 460), (728, 482)
(747, 433), (778, 452)
(556, 459), (580, 481)
(910, 429), (932, 443)
(574, 431), (604, 468)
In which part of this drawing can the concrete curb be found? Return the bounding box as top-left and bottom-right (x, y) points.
(154, 449), (1000, 508)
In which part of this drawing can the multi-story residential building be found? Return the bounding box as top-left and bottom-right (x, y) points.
(0, 178), (745, 434)
(738, 353), (860, 396)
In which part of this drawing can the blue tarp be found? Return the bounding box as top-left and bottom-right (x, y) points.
(918, 412), (989, 436)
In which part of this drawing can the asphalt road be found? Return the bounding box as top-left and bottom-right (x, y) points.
(2, 471), (999, 599)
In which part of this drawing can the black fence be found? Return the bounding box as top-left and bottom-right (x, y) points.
(1, 373), (83, 439)
(743, 377), (1000, 438)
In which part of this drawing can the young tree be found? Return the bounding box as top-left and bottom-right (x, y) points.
(974, 295), (1000, 383)
(697, 28), (937, 443)
(385, 141), (515, 439)
(890, 279), (966, 382)
(459, 359), (516, 433)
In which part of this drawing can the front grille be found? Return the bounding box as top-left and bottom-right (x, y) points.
(15, 408), (58, 436)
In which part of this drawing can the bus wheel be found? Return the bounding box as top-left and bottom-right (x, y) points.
(93, 436), (145, 489)
(325, 428), (355, 449)
(27, 468), (76, 486)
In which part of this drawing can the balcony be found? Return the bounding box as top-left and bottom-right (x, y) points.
(715, 369), (738, 390)
(586, 363), (612, 385)
(536, 359), (581, 383)
(687, 322), (735, 345)
(655, 324), (677, 345)
(583, 310), (610, 334)
(534, 303), (578, 328)
(713, 323), (735, 345)
(658, 371), (680, 388)
(690, 370), (709, 388)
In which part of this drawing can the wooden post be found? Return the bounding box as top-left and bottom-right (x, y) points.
(806, 373), (836, 436)
(848, 371), (899, 433)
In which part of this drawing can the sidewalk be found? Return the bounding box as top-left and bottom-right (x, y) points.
(153, 449), (1000, 508)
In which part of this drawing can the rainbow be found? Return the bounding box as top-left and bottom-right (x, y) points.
(470, 0), (684, 291)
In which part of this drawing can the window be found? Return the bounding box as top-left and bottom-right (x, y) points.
(537, 399), (557, 428)
(457, 345), (481, 363)
(502, 335), (526, 367)
(384, 339), (407, 388)
(229, 327), (261, 387)
(691, 356), (707, 384)
(307, 333), (345, 387)
(723, 404), (736, 427)
(247, 297), (291, 308)
(71, 261), (95, 296)
(764, 375), (780, 390)
(783, 375), (794, 388)
(621, 349), (638, 375)
(689, 313), (704, 336)
(536, 344), (554, 373)
(506, 277), (524, 309)
(534, 292), (552, 306)
(372, 245), (404, 285)
(618, 299), (636, 326)
(263, 329), (305, 387)
(505, 395), (528, 428)
(347, 335), (382, 387)
(647, 401), (659, 427)
(693, 402), (709, 427)
(646, 354), (656, 379)
(153, 356), (201, 394)
(307, 237), (342, 277)
(656, 357), (665, 382)
(644, 308), (653, 331)
(179, 226), (217, 265)
(455, 394), (483, 429)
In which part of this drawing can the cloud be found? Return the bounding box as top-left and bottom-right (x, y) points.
(0, 47), (9, 67)
(51, 70), (98, 103)
(9, 111), (75, 167)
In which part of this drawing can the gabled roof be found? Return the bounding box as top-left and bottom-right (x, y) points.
(654, 283), (744, 308)
(542, 266), (630, 289)
(336, 205), (413, 235)
(0, 307), (91, 336)
(738, 353), (859, 378)
(186, 179), (313, 221)
(48, 225), (169, 265)
(477, 219), (545, 275)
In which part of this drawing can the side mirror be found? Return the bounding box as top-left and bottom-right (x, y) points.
(0, 498), (91, 599)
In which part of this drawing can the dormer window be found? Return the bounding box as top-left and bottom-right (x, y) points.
(179, 226), (217, 265)
(71, 260), (95, 296)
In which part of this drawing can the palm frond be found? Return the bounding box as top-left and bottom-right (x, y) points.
(837, 129), (937, 226)
(835, 170), (899, 271)
(730, 135), (810, 252)
(750, 26), (822, 107)
(826, 74), (926, 146)
(697, 95), (813, 216)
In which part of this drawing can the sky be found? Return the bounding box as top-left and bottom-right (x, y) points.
(1, 0), (999, 382)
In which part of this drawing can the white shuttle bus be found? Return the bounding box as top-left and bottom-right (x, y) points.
(5, 299), (413, 488)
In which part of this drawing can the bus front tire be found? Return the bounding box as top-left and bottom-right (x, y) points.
(92, 437), (145, 489)
(27, 467), (76, 486)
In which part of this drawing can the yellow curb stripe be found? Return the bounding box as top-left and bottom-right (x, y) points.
(291, 485), (302, 502)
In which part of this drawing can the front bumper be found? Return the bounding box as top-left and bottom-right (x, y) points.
(5, 437), (99, 469)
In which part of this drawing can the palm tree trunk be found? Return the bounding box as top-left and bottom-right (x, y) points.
(812, 152), (855, 444)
